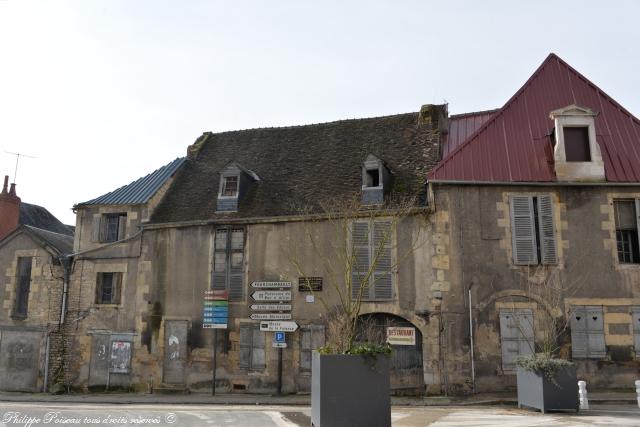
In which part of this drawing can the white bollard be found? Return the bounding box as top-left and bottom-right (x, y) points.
(578, 380), (589, 410)
(635, 380), (640, 409)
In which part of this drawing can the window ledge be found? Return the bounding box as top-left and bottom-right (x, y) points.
(94, 304), (122, 309)
(11, 314), (27, 321)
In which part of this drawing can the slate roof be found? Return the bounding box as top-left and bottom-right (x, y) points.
(77, 157), (186, 206)
(24, 225), (74, 256)
(151, 111), (444, 223)
(429, 53), (640, 182)
(20, 203), (74, 236)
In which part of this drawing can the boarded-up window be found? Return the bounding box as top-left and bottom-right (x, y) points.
(300, 325), (325, 372)
(239, 324), (265, 370)
(212, 227), (244, 301)
(351, 221), (393, 301)
(564, 126), (591, 162)
(95, 272), (123, 304)
(13, 257), (33, 318)
(110, 341), (132, 373)
(632, 306), (640, 358)
(499, 309), (534, 372)
(614, 200), (640, 264)
(510, 195), (557, 265)
(92, 213), (127, 243)
(570, 306), (606, 359)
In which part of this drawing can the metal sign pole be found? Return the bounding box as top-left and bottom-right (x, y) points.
(277, 347), (283, 395)
(212, 328), (217, 396)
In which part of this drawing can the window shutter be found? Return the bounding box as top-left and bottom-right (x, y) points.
(114, 273), (123, 304)
(510, 196), (538, 265)
(251, 327), (265, 370)
(351, 222), (370, 300)
(372, 221), (393, 300)
(212, 229), (228, 292)
(117, 215), (127, 240)
(311, 325), (326, 349)
(229, 228), (244, 301)
(586, 306), (606, 358)
(635, 199), (640, 249)
(239, 325), (251, 368)
(499, 309), (534, 371)
(537, 195), (557, 264)
(570, 306), (588, 358)
(91, 215), (102, 242)
(300, 329), (312, 372)
(632, 306), (640, 358)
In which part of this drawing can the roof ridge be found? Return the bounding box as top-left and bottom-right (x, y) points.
(24, 224), (74, 238)
(449, 108), (499, 119)
(205, 111), (420, 137)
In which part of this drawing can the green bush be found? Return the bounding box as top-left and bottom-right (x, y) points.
(317, 343), (392, 356)
(515, 353), (573, 382)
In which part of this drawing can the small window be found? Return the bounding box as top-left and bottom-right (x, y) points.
(221, 175), (239, 197)
(93, 213), (127, 243)
(12, 257), (33, 318)
(300, 325), (325, 373)
(365, 168), (380, 188)
(614, 200), (640, 264)
(563, 127), (591, 162)
(510, 195), (557, 265)
(96, 272), (123, 304)
(239, 323), (265, 370)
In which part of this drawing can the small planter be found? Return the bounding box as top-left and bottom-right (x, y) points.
(311, 352), (391, 427)
(516, 365), (579, 413)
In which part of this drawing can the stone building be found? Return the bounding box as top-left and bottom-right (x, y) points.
(428, 53), (640, 393)
(0, 176), (74, 391)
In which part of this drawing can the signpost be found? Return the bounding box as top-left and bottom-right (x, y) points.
(251, 290), (292, 301)
(260, 321), (299, 332)
(203, 290), (228, 396)
(251, 281), (292, 288)
(250, 313), (292, 320)
(250, 304), (292, 311)
(386, 327), (416, 346)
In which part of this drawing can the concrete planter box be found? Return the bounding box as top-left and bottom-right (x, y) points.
(311, 352), (391, 427)
(516, 365), (578, 413)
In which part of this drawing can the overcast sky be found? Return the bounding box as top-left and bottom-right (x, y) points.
(1, 0), (639, 225)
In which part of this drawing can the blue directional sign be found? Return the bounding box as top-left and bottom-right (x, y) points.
(274, 331), (286, 343)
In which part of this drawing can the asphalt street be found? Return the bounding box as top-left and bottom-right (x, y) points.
(0, 402), (639, 427)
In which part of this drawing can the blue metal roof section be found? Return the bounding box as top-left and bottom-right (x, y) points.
(78, 157), (186, 206)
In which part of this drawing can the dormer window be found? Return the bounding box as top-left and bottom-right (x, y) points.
(549, 105), (604, 182)
(361, 154), (390, 205)
(216, 162), (260, 213)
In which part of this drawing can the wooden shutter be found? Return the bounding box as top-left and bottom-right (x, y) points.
(632, 306), (640, 358)
(117, 215), (127, 240)
(251, 327), (265, 370)
(300, 329), (312, 372)
(570, 306), (588, 358)
(239, 324), (251, 368)
(351, 222), (370, 300)
(14, 257), (33, 317)
(510, 196), (538, 265)
(586, 306), (606, 358)
(229, 228), (244, 301)
(499, 309), (534, 371)
(91, 215), (102, 242)
(113, 273), (123, 304)
(212, 229), (228, 292)
(372, 221), (393, 300)
(537, 195), (557, 265)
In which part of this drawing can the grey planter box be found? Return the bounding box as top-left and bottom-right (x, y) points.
(311, 352), (391, 427)
(516, 365), (579, 413)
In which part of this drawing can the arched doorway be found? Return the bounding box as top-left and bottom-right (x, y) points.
(357, 313), (424, 394)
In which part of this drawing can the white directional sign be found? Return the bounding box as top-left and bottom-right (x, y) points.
(250, 304), (292, 311)
(251, 281), (292, 288)
(251, 290), (292, 301)
(260, 321), (299, 332)
(272, 342), (287, 348)
(250, 313), (292, 320)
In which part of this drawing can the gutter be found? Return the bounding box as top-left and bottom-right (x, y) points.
(428, 180), (640, 187)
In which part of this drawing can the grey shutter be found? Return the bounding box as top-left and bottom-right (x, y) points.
(499, 309), (534, 372)
(537, 195), (557, 265)
(91, 215), (102, 242)
(586, 306), (606, 358)
(300, 329), (312, 371)
(229, 228), (244, 301)
(117, 215), (127, 240)
(212, 229), (228, 292)
(251, 327), (265, 370)
(311, 325), (326, 350)
(239, 324), (251, 368)
(510, 196), (538, 265)
(372, 221), (393, 300)
(570, 306), (588, 358)
(114, 273), (123, 304)
(351, 222), (370, 300)
(632, 306), (640, 357)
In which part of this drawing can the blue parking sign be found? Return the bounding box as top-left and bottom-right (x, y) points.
(274, 331), (285, 343)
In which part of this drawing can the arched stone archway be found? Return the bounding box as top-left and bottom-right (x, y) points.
(356, 312), (424, 394)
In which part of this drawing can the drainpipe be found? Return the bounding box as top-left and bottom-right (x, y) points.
(43, 333), (51, 392)
(59, 255), (72, 327)
(468, 282), (476, 395)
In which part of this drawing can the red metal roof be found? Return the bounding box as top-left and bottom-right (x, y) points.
(429, 53), (640, 182)
(443, 109), (498, 157)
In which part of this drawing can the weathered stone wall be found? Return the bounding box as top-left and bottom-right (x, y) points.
(434, 184), (640, 394)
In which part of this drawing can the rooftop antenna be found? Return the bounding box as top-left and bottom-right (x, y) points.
(4, 151), (37, 184)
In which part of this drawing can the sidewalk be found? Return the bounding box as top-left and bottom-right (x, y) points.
(0, 390), (636, 406)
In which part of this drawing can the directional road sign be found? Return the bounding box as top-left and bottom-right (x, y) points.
(272, 342), (287, 348)
(251, 281), (292, 288)
(250, 304), (292, 311)
(251, 290), (292, 302)
(250, 313), (292, 320)
(260, 321), (298, 332)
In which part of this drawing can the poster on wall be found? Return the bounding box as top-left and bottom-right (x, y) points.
(386, 327), (416, 346)
(110, 341), (132, 373)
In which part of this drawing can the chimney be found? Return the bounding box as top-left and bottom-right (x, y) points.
(0, 175), (21, 240)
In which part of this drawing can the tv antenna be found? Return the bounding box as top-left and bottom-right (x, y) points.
(4, 151), (37, 184)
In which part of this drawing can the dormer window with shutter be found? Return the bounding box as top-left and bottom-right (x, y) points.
(549, 105), (604, 182)
(510, 194), (557, 265)
(362, 154), (391, 205)
(91, 213), (127, 243)
(216, 162), (260, 213)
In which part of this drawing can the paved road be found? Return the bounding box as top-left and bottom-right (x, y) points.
(0, 402), (639, 426)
